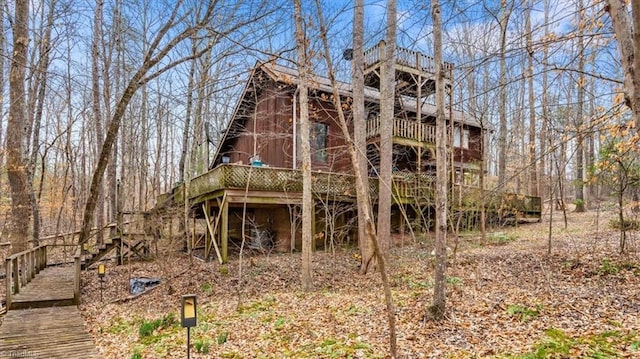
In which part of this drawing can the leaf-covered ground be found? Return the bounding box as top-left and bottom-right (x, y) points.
(80, 209), (640, 358)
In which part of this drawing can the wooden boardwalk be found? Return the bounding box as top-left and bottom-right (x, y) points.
(9, 266), (76, 309)
(2, 254), (102, 358)
(0, 306), (101, 358)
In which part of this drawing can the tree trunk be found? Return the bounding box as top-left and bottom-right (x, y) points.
(574, 0), (586, 212)
(78, 0), (218, 246)
(429, 0), (448, 321)
(606, 0), (640, 127)
(178, 40), (198, 182)
(7, 0), (31, 254)
(294, 0), (313, 292)
(539, 0), (550, 199)
(0, 0), (5, 193)
(497, 0), (511, 188)
(27, 0), (56, 245)
(525, 0), (538, 197)
(377, 0), (397, 256)
(92, 0), (106, 243)
(352, 0), (373, 275)
(314, 1), (396, 354)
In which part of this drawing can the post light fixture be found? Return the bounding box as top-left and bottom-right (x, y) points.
(181, 294), (197, 359)
(97, 263), (106, 301)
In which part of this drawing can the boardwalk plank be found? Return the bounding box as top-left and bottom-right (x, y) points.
(0, 268), (101, 358)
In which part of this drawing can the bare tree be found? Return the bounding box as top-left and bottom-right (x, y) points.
(525, 0), (537, 197)
(574, 0), (586, 212)
(78, 0), (225, 246)
(314, 2), (397, 355)
(377, 0), (397, 255)
(352, 0), (374, 274)
(6, 0), (31, 253)
(429, 0), (448, 321)
(496, 0), (511, 188)
(605, 0), (640, 129)
(293, 0), (313, 292)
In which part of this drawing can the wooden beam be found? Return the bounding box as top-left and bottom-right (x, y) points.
(6, 258), (12, 308)
(221, 196), (229, 263)
(202, 202), (223, 264)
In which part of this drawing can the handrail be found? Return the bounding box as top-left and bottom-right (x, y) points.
(5, 245), (48, 309)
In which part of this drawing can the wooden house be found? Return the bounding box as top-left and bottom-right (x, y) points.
(157, 42), (541, 263)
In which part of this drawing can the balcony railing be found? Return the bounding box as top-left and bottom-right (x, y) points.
(366, 115), (436, 143)
(364, 41), (454, 78)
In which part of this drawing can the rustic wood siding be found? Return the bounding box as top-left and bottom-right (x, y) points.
(226, 79), (352, 173)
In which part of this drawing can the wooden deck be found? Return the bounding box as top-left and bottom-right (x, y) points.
(9, 266), (76, 309)
(0, 306), (101, 358)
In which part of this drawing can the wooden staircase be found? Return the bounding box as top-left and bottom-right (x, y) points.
(82, 236), (150, 269)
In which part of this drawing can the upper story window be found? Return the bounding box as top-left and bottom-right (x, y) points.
(312, 122), (329, 162)
(453, 126), (469, 149)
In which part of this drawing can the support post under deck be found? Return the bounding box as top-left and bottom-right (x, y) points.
(221, 198), (228, 263)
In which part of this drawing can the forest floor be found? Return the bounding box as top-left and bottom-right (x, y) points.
(79, 205), (640, 358)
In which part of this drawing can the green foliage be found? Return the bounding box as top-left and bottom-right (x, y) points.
(506, 304), (542, 322)
(515, 328), (637, 358)
(220, 265), (229, 275)
(195, 338), (211, 353)
(130, 349), (143, 359)
(598, 259), (620, 275)
(217, 331), (229, 345)
(274, 317), (286, 330)
(446, 276), (463, 286)
(608, 218), (640, 231)
(201, 282), (214, 294)
(237, 296), (277, 315)
(106, 317), (133, 334)
(345, 304), (366, 316)
(314, 337), (373, 358)
(488, 232), (518, 245)
(138, 313), (177, 344)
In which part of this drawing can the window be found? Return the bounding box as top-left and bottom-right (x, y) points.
(453, 126), (470, 149)
(312, 122), (329, 162)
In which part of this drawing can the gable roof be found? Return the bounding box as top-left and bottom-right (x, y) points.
(212, 61), (485, 168)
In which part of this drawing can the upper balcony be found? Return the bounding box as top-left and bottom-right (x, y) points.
(364, 41), (453, 98)
(365, 115), (436, 147)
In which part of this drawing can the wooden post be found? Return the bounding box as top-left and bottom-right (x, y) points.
(43, 245), (47, 268)
(204, 201), (211, 260)
(34, 247), (40, 274)
(73, 255), (81, 304)
(221, 197), (228, 263)
(19, 255), (25, 287)
(29, 250), (35, 279)
(26, 251), (32, 280)
(12, 257), (19, 295)
(6, 258), (12, 309)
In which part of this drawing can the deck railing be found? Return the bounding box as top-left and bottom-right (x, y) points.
(366, 115), (436, 143)
(364, 41), (453, 77)
(159, 165), (542, 220)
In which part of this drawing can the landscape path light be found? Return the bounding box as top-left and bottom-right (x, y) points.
(181, 294), (197, 359)
(98, 263), (105, 301)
